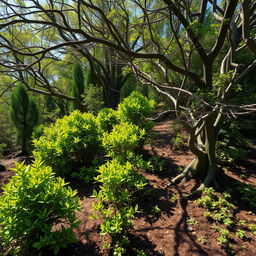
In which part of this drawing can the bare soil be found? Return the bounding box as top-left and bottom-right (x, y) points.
(0, 121), (256, 256)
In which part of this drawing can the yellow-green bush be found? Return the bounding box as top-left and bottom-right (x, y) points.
(0, 160), (79, 255)
(102, 122), (145, 159)
(93, 159), (146, 255)
(96, 108), (119, 133)
(33, 110), (101, 175)
(118, 91), (154, 131)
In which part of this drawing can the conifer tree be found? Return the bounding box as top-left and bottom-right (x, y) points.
(71, 63), (84, 110)
(9, 84), (39, 155)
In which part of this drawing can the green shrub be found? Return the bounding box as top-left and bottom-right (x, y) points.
(102, 122), (145, 159)
(0, 160), (80, 255)
(118, 91), (154, 131)
(237, 184), (256, 208)
(33, 110), (101, 175)
(97, 108), (119, 133)
(217, 120), (248, 163)
(93, 159), (146, 255)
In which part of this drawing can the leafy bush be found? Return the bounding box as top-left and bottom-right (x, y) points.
(237, 184), (256, 208)
(118, 91), (154, 131)
(33, 110), (101, 175)
(147, 155), (168, 173)
(102, 122), (145, 159)
(0, 160), (79, 255)
(217, 120), (247, 163)
(93, 159), (146, 255)
(97, 108), (119, 133)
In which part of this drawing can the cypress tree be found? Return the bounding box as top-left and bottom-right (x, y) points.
(9, 84), (39, 155)
(71, 63), (85, 110)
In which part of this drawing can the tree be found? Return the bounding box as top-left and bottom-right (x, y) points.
(1, 0), (256, 194)
(9, 84), (39, 155)
(71, 63), (85, 110)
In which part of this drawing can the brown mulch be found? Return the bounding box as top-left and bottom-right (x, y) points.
(0, 121), (256, 256)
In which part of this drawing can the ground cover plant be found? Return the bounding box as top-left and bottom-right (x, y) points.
(196, 187), (256, 255)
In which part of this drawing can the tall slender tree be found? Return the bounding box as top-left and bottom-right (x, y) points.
(71, 63), (85, 111)
(9, 84), (39, 155)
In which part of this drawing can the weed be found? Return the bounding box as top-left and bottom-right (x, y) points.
(198, 236), (207, 244)
(187, 218), (198, 226)
(236, 229), (248, 240)
(151, 205), (161, 215)
(170, 194), (178, 203)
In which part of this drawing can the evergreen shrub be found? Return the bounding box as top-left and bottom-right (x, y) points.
(9, 84), (39, 154)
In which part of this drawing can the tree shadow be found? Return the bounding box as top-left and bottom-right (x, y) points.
(127, 233), (165, 256)
(141, 149), (184, 180)
(65, 177), (99, 198)
(137, 184), (176, 224)
(172, 185), (215, 256)
(59, 241), (102, 256)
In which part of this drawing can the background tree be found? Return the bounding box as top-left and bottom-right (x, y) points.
(9, 84), (39, 155)
(71, 63), (85, 111)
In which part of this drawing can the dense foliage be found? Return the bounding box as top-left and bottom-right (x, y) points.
(33, 110), (101, 175)
(102, 122), (145, 159)
(71, 63), (85, 111)
(0, 160), (79, 255)
(118, 91), (154, 131)
(96, 108), (119, 133)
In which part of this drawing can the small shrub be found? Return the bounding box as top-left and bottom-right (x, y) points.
(217, 229), (231, 246)
(0, 160), (80, 255)
(93, 159), (146, 255)
(171, 133), (184, 148)
(33, 110), (101, 175)
(97, 108), (119, 133)
(118, 91), (154, 131)
(198, 236), (207, 244)
(147, 155), (168, 173)
(151, 205), (161, 215)
(236, 229), (248, 240)
(102, 122), (145, 159)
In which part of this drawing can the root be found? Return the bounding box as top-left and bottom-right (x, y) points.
(183, 169), (219, 200)
(166, 159), (198, 187)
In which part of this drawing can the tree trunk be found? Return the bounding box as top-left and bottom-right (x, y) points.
(170, 117), (220, 195)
